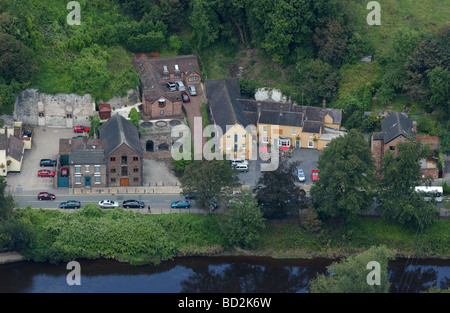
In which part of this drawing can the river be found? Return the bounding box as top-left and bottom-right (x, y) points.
(0, 256), (448, 293)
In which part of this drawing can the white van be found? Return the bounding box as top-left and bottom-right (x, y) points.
(175, 81), (185, 91)
(236, 164), (248, 172)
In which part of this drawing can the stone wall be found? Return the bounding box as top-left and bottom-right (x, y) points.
(104, 88), (140, 110)
(13, 89), (94, 127)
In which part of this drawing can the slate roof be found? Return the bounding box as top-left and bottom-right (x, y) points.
(99, 114), (143, 157)
(69, 150), (106, 165)
(380, 112), (415, 144)
(302, 121), (323, 133)
(8, 135), (24, 161)
(205, 78), (249, 132)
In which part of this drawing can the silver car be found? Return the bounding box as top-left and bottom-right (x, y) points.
(175, 81), (185, 91)
(188, 84), (197, 96)
(98, 200), (119, 209)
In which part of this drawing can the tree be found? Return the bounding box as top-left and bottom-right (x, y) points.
(0, 176), (14, 221)
(299, 207), (322, 233)
(89, 115), (100, 139)
(129, 107), (139, 129)
(180, 159), (241, 209)
(219, 191), (265, 248)
(376, 140), (439, 230)
(309, 245), (394, 293)
(254, 158), (307, 219)
(168, 35), (182, 54)
(427, 67), (450, 119)
(313, 18), (349, 66)
(310, 129), (376, 224)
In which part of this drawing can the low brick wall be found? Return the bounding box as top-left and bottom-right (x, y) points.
(72, 185), (182, 194)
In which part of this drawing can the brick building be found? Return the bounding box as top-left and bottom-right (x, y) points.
(99, 113), (143, 187)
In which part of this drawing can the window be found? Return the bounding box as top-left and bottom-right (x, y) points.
(262, 126), (267, 132)
(75, 165), (81, 174)
(160, 109), (164, 115)
(85, 165), (89, 172)
(174, 74), (181, 79)
(242, 144), (246, 149)
(163, 75), (170, 80)
(121, 166), (127, 176)
(133, 157), (139, 162)
(94, 176), (101, 184)
(226, 135), (231, 139)
(226, 144), (231, 150)
(242, 134), (246, 138)
(309, 133), (313, 138)
(234, 134), (238, 142)
(133, 168), (139, 173)
(133, 177), (139, 182)
(111, 177), (116, 183)
(94, 165), (100, 174)
(67, 114), (72, 119)
(122, 156), (127, 165)
(75, 176), (81, 184)
(110, 157), (115, 162)
(389, 146), (395, 150)
(308, 141), (314, 148)
(111, 168), (116, 174)
(262, 136), (269, 143)
(292, 128), (296, 135)
(188, 76), (199, 82)
(39, 112), (44, 117)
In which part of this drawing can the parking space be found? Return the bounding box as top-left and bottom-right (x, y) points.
(7, 127), (75, 194)
(237, 148), (321, 188)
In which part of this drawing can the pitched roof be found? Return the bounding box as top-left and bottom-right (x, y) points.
(8, 135), (24, 161)
(99, 114), (143, 157)
(302, 121), (323, 133)
(69, 150), (106, 164)
(98, 104), (111, 112)
(380, 112), (415, 144)
(205, 78), (249, 132)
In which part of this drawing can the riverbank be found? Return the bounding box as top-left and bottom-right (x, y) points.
(0, 251), (24, 264)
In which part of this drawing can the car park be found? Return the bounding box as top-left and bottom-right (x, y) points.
(122, 200), (145, 208)
(40, 159), (57, 167)
(37, 192), (55, 200)
(61, 167), (69, 177)
(59, 200), (81, 209)
(188, 84), (197, 96)
(98, 200), (119, 209)
(74, 125), (90, 133)
(175, 81), (185, 91)
(297, 169), (305, 182)
(166, 81), (177, 91)
(171, 200), (191, 208)
(181, 91), (190, 103)
(38, 169), (55, 177)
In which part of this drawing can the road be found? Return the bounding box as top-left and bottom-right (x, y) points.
(14, 193), (189, 210)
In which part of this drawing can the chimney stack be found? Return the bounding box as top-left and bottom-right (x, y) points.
(257, 101), (261, 114)
(279, 105), (283, 116)
(323, 98), (326, 109)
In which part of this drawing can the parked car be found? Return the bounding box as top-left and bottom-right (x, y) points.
(40, 159), (57, 167)
(181, 91), (190, 103)
(61, 167), (69, 177)
(230, 158), (248, 166)
(37, 192), (55, 200)
(59, 200), (81, 209)
(297, 169), (305, 182)
(122, 200), (145, 208)
(38, 169), (55, 177)
(175, 81), (185, 91)
(98, 200), (119, 209)
(311, 169), (319, 182)
(171, 200), (191, 208)
(236, 164), (249, 172)
(188, 84), (197, 96)
(74, 125), (90, 133)
(166, 81), (176, 91)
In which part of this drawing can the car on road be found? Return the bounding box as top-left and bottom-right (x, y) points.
(37, 192), (55, 200)
(311, 169), (319, 182)
(171, 200), (191, 208)
(38, 169), (55, 177)
(297, 169), (305, 182)
(98, 200), (119, 209)
(74, 125), (90, 133)
(122, 200), (145, 208)
(59, 200), (81, 209)
(61, 167), (69, 177)
(188, 84), (197, 96)
(230, 158), (248, 166)
(185, 192), (201, 199)
(166, 81), (177, 91)
(175, 81), (185, 91)
(40, 159), (57, 167)
(181, 91), (190, 103)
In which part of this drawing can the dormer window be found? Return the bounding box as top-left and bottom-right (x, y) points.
(175, 64), (179, 72)
(158, 98), (166, 108)
(163, 65), (168, 73)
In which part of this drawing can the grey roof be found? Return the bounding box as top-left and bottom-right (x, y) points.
(302, 121), (322, 133)
(99, 114), (143, 157)
(380, 112), (415, 144)
(69, 150), (106, 164)
(205, 78), (249, 131)
(8, 135), (24, 162)
(258, 110), (303, 127)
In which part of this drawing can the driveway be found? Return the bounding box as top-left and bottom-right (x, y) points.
(182, 83), (205, 159)
(7, 127), (75, 195)
(237, 148), (321, 188)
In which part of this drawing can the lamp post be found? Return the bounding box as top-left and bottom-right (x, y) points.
(71, 161), (74, 194)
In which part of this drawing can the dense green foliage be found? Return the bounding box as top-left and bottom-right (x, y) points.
(309, 245), (394, 293)
(310, 130), (376, 224)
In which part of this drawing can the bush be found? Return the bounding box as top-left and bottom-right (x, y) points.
(127, 31), (165, 53)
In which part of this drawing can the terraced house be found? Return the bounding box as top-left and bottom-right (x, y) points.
(205, 78), (344, 160)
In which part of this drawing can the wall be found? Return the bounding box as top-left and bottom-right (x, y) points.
(107, 144), (143, 186)
(14, 89), (94, 127)
(220, 124), (254, 160)
(258, 123), (320, 150)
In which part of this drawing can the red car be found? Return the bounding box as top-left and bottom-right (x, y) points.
(61, 167), (69, 177)
(311, 169), (319, 182)
(38, 169), (55, 177)
(181, 91), (190, 103)
(37, 192), (55, 200)
(74, 125), (90, 133)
